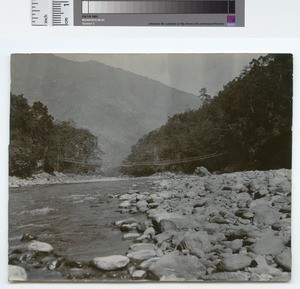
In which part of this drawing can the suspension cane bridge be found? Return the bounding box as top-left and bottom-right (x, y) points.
(58, 152), (225, 167)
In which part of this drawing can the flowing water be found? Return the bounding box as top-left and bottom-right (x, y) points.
(9, 178), (155, 280)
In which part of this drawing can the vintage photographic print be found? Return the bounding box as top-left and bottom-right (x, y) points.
(8, 53), (292, 282)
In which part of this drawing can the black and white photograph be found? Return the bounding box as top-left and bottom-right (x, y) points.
(8, 53), (292, 282)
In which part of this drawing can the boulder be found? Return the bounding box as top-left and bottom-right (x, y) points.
(67, 268), (91, 279)
(242, 212), (255, 219)
(148, 203), (159, 209)
(181, 231), (212, 256)
(210, 232), (226, 244)
(159, 180), (172, 189)
(152, 213), (201, 233)
(194, 166), (211, 177)
(129, 243), (157, 252)
(272, 272), (291, 282)
(148, 251), (206, 280)
(27, 241), (53, 253)
(123, 233), (140, 240)
(248, 255), (282, 276)
(119, 194), (134, 201)
(114, 218), (138, 227)
(156, 248), (164, 257)
(8, 265), (27, 281)
(205, 204), (223, 216)
(136, 194), (147, 201)
(148, 194), (164, 204)
(193, 199), (207, 208)
(218, 254), (252, 271)
(151, 212), (183, 230)
(232, 184), (248, 193)
(132, 270), (146, 279)
(138, 206), (149, 213)
(127, 249), (157, 261)
(139, 257), (160, 269)
(47, 259), (59, 270)
(154, 231), (174, 244)
(250, 235), (284, 256)
(158, 191), (174, 200)
(226, 239), (243, 253)
(136, 200), (148, 209)
(269, 176), (290, 193)
(92, 255), (130, 270)
(274, 248), (291, 272)
(254, 189), (269, 199)
(119, 201), (131, 208)
(248, 180), (261, 192)
(120, 223), (139, 232)
(142, 227), (156, 238)
(251, 204), (281, 226)
(225, 227), (254, 240)
(127, 189), (139, 194)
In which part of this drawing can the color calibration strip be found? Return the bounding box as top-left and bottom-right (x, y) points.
(32, 0), (245, 26)
(82, 1), (235, 14)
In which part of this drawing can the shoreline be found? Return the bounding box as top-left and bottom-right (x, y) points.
(9, 172), (119, 188)
(111, 168), (291, 281)
(8, 168), (292, 281)
(9, 172), (166, 188)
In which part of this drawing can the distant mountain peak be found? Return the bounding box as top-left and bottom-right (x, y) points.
(11, 54), (201, 173)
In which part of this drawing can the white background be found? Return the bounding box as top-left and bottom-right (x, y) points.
(1, 0), (300, 288)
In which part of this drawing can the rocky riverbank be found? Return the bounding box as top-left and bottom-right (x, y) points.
(9, 172), (105, 187)
(112, 168), (292, 281)
(9, 169), (291, 282)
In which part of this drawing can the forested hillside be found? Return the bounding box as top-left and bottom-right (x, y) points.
(121, 54), (292, 176)
(11, 54), (201, 172)
(9, 94), (102, 178)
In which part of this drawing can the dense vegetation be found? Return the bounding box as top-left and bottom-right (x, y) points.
(9, 95), (102, 178)
(121, 54), (292, 176)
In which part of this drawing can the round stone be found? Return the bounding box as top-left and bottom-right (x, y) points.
(27, 241), (54, 253)
(8, 265), (27, 281)
(92, 255), (130, 270)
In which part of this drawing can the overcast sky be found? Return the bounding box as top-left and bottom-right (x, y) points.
(57, 53), (264, 96)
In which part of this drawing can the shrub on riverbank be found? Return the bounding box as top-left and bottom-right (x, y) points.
(9, 95), (103, 178)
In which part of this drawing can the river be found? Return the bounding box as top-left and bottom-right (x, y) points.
(9, 178), (156, 280)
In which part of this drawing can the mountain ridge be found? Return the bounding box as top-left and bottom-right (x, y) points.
(11, 54), (201, 173)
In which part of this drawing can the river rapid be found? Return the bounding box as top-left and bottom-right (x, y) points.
(9, 178), (155, 281)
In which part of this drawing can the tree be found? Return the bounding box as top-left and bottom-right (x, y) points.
(9, 95), (103, 178)
(199, 87), (212, 106)
(121, 54), (292, 176)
